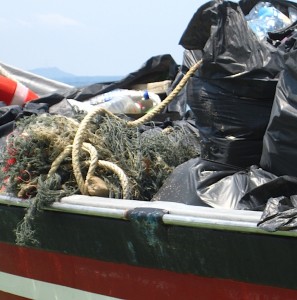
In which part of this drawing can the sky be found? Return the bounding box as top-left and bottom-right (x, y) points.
(0, 0), (206, 76)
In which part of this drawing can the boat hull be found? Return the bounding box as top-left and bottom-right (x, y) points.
(0, 198), (297, 299)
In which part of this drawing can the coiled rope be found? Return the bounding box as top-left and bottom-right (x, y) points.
(50, 60), (202, 198)
(13, 60), (202, 246)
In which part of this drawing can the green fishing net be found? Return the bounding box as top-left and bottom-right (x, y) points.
(0, 112), (200, 245)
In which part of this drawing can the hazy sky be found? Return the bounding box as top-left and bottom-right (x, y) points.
(1, 0), (205, 76)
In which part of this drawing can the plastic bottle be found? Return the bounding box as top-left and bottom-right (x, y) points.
(246, 2), (292, 41)
(87, 89), (161, 114)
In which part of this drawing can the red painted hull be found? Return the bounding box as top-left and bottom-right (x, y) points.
(0, 291), (30, 300)
(1, 241), (297, 300)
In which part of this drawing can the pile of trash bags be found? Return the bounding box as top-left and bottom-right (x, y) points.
(157, 0), (297, 231)
(2, 0), (297, 232)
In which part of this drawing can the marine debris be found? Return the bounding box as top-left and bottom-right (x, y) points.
(0, 61), (202, 245)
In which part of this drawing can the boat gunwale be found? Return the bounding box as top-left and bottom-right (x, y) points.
(0, 194), (296, 237)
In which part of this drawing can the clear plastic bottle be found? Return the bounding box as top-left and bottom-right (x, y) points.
(246, 2), (292, 41)
(87, 89), (161, 114)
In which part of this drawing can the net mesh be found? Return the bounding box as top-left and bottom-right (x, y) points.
(0, 112), (200, 245)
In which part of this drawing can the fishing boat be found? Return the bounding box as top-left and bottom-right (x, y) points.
(1, 0), (297, 299)
(0, 59), (296, 300)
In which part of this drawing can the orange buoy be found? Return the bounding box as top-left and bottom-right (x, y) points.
(0, 75), (38, 106)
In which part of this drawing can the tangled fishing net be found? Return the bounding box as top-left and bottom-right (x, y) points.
(1, 112), (200, 197)
(0, 110), (200, 244)
(0, 60), (202, 245)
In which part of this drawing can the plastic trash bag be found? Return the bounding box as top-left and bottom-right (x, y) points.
(0, 55), (178, 139)
(178, 1), (284, 167)
(152, 158), (279, 210)
(152, 158), (242, 208)
(0, 103), (49, 148)
(254, 172), (297, 232)
(186, 76), (276, 167)
(153, 158), (297, 228)
(260, 33), (297, 177)
(180, 0), (284, 78)
(258, 194), (297, 231)
(32, 54), (178, 106)
(239, 175), (297, 210)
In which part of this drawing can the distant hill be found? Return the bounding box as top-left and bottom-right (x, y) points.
(29, 67), (75, 79)
(29, 67), (123, 87)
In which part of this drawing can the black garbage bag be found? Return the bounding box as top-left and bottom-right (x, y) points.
(257, 195), (297, 232)
(242, 174), (297, 231)
(153, 158), (297, 227)
(152, 158), (280, 210)
(180, 0), (297, 51)
(0, 103), (49, 148)
(239, 175), (297, 209)
(186, 76), (276, 167)
(177, 0), (285, 168)
(254, 174), (297, 231)
(0, 105), (23, 139)
(260, 33), (297, 177)
(34, 54), (179, 106)
(152, 158), (242, 208)
(0, 54), (179, 140)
